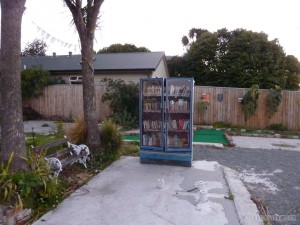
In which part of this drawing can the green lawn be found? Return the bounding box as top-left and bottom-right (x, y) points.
(123, 129), (229, 145)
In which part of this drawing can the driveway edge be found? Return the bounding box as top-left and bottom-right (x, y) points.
(222, 166), (264, 225)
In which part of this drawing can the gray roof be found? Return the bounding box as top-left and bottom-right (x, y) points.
(21, 52), (165, 72)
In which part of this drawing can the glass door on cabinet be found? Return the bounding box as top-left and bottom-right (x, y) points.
(165, 78), (193, 151)
(139, 78), (164, 150)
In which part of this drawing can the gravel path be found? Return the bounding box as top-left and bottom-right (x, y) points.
(193, 145), (300, 225)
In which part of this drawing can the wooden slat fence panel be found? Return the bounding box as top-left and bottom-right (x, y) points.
(28, 84), (110, 121)
(27, 85), (300, 130)
(194, 86), (300, 130)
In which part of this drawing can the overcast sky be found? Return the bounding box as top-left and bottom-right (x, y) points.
(22, 0), (300, 60)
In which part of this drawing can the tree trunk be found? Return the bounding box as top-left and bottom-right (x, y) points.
(0, 0), (27, 170)
(81, 39), (101, 154)
(63, 0), (103, 154)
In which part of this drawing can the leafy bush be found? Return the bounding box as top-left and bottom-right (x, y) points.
(213, 121), (231, 128)
(197, 100), (209, 115)
(0, 153), (21, 209)
(121, 141), (139, 156)
(0, 150), (62, 211)
(101, 78), (139, 128)
(266, 86), (282, 118)
(268, 124), (287, 131)
(113, 110), (138, 129)
(100, 120), (123, 154)
(21, 66), (65, 99)
(21, 66), (50, 99)
(241, 85), (260, 121)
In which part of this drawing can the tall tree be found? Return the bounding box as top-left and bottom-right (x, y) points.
(183, 28), (299, 89)
(63, 0), (103, 153)
(21, 39), (47, 56)
(97, 43), (150, 53)
(284, 55), (300, 90)
(0, 0), (27, 169)
(167, 56), (188, 77)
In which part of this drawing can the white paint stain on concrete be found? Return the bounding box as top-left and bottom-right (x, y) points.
(193, 161), (220, 171)
(153, 172), (228, 225)
(194, 181), (224, 191)
(239, 169), (280, 194)
(273, 169), (283, 173)
(196, 201), (226, 214)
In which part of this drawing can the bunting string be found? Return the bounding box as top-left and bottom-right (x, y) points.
(31, 21), (80, 52)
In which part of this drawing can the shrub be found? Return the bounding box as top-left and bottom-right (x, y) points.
(121, 141), (139, 156)
(0, 151), (62, 212)
(66, 117), (87, 143)
(100, 120), (122, 154)
(21, 66), (65, 100)
(241, 85), (259, 121)
(113, 110), (138, 129)
(197, 100), (209, 115)
(21, 66), (50, 99)
(213, 121), (231, 128)
(268, 124), (287, 131)
(101, 78), (139, 129)
(266, 86), (282, 118)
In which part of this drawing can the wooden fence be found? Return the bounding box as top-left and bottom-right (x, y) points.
(194, 86), (300, 130)
(26, 85), (300, 130)
(25, 85), (111, 122)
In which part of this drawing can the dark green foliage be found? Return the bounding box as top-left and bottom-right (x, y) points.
(101, 78), (139, 128)
(21, 66), (65, 99)
(268, 124), (287, 131)
(21, 66), (50, 99)
(97, 43), (150, 53)
(241, 85), (260, 121)
(180, 28), (300, 89)
(284, 55), (300, 90)
(266, 86), (282, 118)
(113, 110), (138, 129)
(197, 100), (209, 115)
(213, 121), (231, 128)
(100, 120), (123, 154)
(21, 39), (47, 56)
(47, 76), (65, 85)
(167, 56), (188, 77)
(0, 150), (62, 211)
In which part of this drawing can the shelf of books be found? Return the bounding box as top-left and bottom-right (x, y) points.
(140, 78), (164, 148)
(166, 78), (193, 151)
(139, 78), (194, 167)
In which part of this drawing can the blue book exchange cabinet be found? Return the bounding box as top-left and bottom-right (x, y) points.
(139, 78), (194, 167)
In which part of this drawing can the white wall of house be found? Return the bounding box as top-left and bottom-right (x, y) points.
(151, 58), (169, 79)
(94, 74), (149, 84)
(56, 62), (169, 84)
(58, 73), (151, 85)
(55, 57), (169, 84)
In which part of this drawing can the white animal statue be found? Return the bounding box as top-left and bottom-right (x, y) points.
(67, 141), (90, 168)
(46, 157), (62, 177)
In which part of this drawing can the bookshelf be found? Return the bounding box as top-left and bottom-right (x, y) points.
(139, 78), (194, 166)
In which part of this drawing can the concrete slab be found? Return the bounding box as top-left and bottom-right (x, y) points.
(193, 141), (224, 149)
(33, 157), (241, 225)
(232, 136), (300, 152)
(23, 120), (57, 135)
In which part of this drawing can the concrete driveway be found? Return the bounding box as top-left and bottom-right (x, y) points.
(232, 136), (300, 152)
(32, 157), (261, 225)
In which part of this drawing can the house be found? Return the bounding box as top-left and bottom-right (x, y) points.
(21, 51), (169, 84)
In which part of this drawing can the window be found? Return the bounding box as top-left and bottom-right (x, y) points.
(69, 76), (82, 84)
